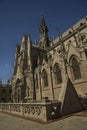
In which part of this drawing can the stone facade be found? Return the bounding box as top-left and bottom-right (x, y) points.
(11, 16), (87, 105)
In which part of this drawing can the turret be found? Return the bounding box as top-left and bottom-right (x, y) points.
(39, 16), (50, 49)
(40, 16), (48, 35)
(22, 34), (28, 43)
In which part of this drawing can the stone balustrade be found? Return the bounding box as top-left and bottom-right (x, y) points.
(0, 100), (61, 122)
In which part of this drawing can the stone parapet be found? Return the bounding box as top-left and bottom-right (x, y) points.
(0, 100), (61, 122)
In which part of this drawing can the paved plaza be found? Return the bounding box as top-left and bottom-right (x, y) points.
(0, 112), (87, 130)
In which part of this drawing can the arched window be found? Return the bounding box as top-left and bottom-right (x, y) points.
(42, 69), (48, 87)
(71, 57), (81, 80)
(16, 78), (20, 84)
(54, 63), (62, 85)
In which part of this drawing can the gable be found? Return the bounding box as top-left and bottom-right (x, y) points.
(66, 43), (81, 63)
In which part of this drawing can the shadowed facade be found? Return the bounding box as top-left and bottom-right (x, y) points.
(10, 16), (87, 117)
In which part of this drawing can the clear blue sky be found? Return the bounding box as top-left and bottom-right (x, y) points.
(0, 0), (87, 84)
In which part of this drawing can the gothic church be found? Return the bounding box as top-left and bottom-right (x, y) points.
(11, 16), (87, 108)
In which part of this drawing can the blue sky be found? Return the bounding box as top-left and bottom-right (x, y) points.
(0, 0), (87, 84)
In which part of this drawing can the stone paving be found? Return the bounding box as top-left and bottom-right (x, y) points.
(0, 112), (87, 130)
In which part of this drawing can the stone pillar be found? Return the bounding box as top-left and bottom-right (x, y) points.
(25, 76), (30, 98)
(28, 71), (36, 100)
(48, 67), (54, 100)
(50, 67), (55, 99)
(11, 82), (16, 103)
(61, 58), (68, 80)
(25, 72), (35, 101)
(40, 72), (43, 99)
(67, 65), (72, 81)
(38, 71), (42, 100)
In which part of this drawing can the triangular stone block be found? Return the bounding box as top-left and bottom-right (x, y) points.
(59, 75), (82, 116)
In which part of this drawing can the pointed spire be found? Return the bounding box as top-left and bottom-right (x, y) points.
(22, 34), (27, 43)
(39, 16), (50, 49)
(40, 16), (46, 26)
(40, 16), (48, 34)
(27, 34), (31, 43)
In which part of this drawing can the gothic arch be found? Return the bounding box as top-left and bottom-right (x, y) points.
(54, 63), (62, 85)
(42, 69), (48, 87)
(69, 56), (81, 80)
(16, 78), (20, 84)
(66, 43), (81, 64)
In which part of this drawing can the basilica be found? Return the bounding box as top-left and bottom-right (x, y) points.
(11, 15), (87, 109)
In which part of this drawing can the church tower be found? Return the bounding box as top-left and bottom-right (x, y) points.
(39, 16), (50, 49)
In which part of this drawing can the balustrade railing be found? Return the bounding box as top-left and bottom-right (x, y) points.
(0, 100), (61, 122)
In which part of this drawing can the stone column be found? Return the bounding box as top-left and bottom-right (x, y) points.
(67, 65), (72, 81)
(38, 71), (42, 100)
(48, 67), (55, 100)
(50, 67), (55, 99)
(26, 72), (35, 101)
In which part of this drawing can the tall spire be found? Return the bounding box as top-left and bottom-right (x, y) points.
(27, 34), (31, 43)
(22, 34), (28, 43)
(40, 16), (48, 34)
(39, 16), (49, 49)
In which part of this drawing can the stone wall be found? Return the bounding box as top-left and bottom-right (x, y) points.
(0, 100), (61, 122)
